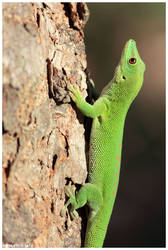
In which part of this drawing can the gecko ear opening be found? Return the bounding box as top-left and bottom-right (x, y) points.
(122, 76), (126, 80)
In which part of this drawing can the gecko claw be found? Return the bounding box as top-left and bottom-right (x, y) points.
(67, 84), (81, 103)
(60, 206), (67, 217)
(70, 209), (79, 220)
(64, 185), (76, 198)
(60, 184), (79, 219)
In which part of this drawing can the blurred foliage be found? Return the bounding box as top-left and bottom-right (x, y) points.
(84, 3), (165, 247)
(85, 3), (165, 89)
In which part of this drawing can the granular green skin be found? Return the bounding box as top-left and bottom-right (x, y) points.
(62, 39), (146, 247)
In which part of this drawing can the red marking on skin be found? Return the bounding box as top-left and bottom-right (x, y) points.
(115, 187), (118, 191)
(117, 144), (120, 154)
(112, 191), (115, 195)
(116, 156), (120, 163)
(115, 172), (118, 178)
(116, 163), (119, 169)
(113, 182), (116, 185)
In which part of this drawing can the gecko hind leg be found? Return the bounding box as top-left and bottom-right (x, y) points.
(61, 183), (103, 220)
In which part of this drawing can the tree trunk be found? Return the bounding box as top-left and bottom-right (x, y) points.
(3, 2), (89, 247)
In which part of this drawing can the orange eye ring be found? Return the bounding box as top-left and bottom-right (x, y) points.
(129, 58), (136, 64)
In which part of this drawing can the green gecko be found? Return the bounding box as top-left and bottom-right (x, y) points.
(61, 39), (146, 247)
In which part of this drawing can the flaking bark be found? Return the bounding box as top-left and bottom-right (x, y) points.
(3, 2), (89, 247)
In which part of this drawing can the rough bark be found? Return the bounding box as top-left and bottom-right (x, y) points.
(3, 2), (89, 247)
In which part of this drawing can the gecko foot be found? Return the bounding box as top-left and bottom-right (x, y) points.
(67, 84), (82, 103)
(60, 184), (79, 219)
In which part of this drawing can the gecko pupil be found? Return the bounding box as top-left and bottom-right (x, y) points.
(129, 58), (136, 64)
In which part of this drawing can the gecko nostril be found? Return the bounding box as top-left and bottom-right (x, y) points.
(122, 76), (126, 80)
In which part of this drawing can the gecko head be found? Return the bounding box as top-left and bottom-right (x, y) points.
(113, 39), (146, 104)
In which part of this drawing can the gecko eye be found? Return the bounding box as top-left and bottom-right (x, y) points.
(129, 58), (136, 64)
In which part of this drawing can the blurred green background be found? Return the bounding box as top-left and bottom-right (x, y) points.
(84, 3), (165, 247)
